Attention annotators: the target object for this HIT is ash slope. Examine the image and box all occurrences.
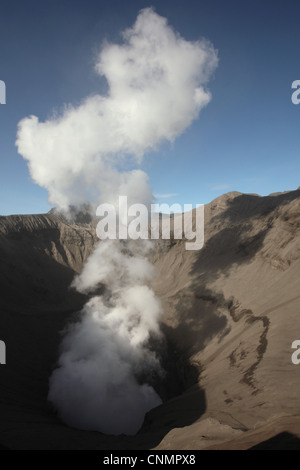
[0,189,300,449]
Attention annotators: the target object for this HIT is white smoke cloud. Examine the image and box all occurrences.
[72,239,155,294]
[16,7,217,435]
[16,7,217,212]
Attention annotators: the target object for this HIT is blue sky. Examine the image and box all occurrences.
[0,0,300,215]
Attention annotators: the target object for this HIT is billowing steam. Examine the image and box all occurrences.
[49,240,163,435]
[16,7,217,212]
[16,8,217,434]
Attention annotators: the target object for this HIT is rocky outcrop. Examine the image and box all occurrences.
[0,189,300,449]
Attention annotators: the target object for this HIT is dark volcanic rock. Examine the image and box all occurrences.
[0,189,300,449]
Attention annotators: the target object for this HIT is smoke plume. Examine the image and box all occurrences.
[16,8,217,434]
[49,240,163,434]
